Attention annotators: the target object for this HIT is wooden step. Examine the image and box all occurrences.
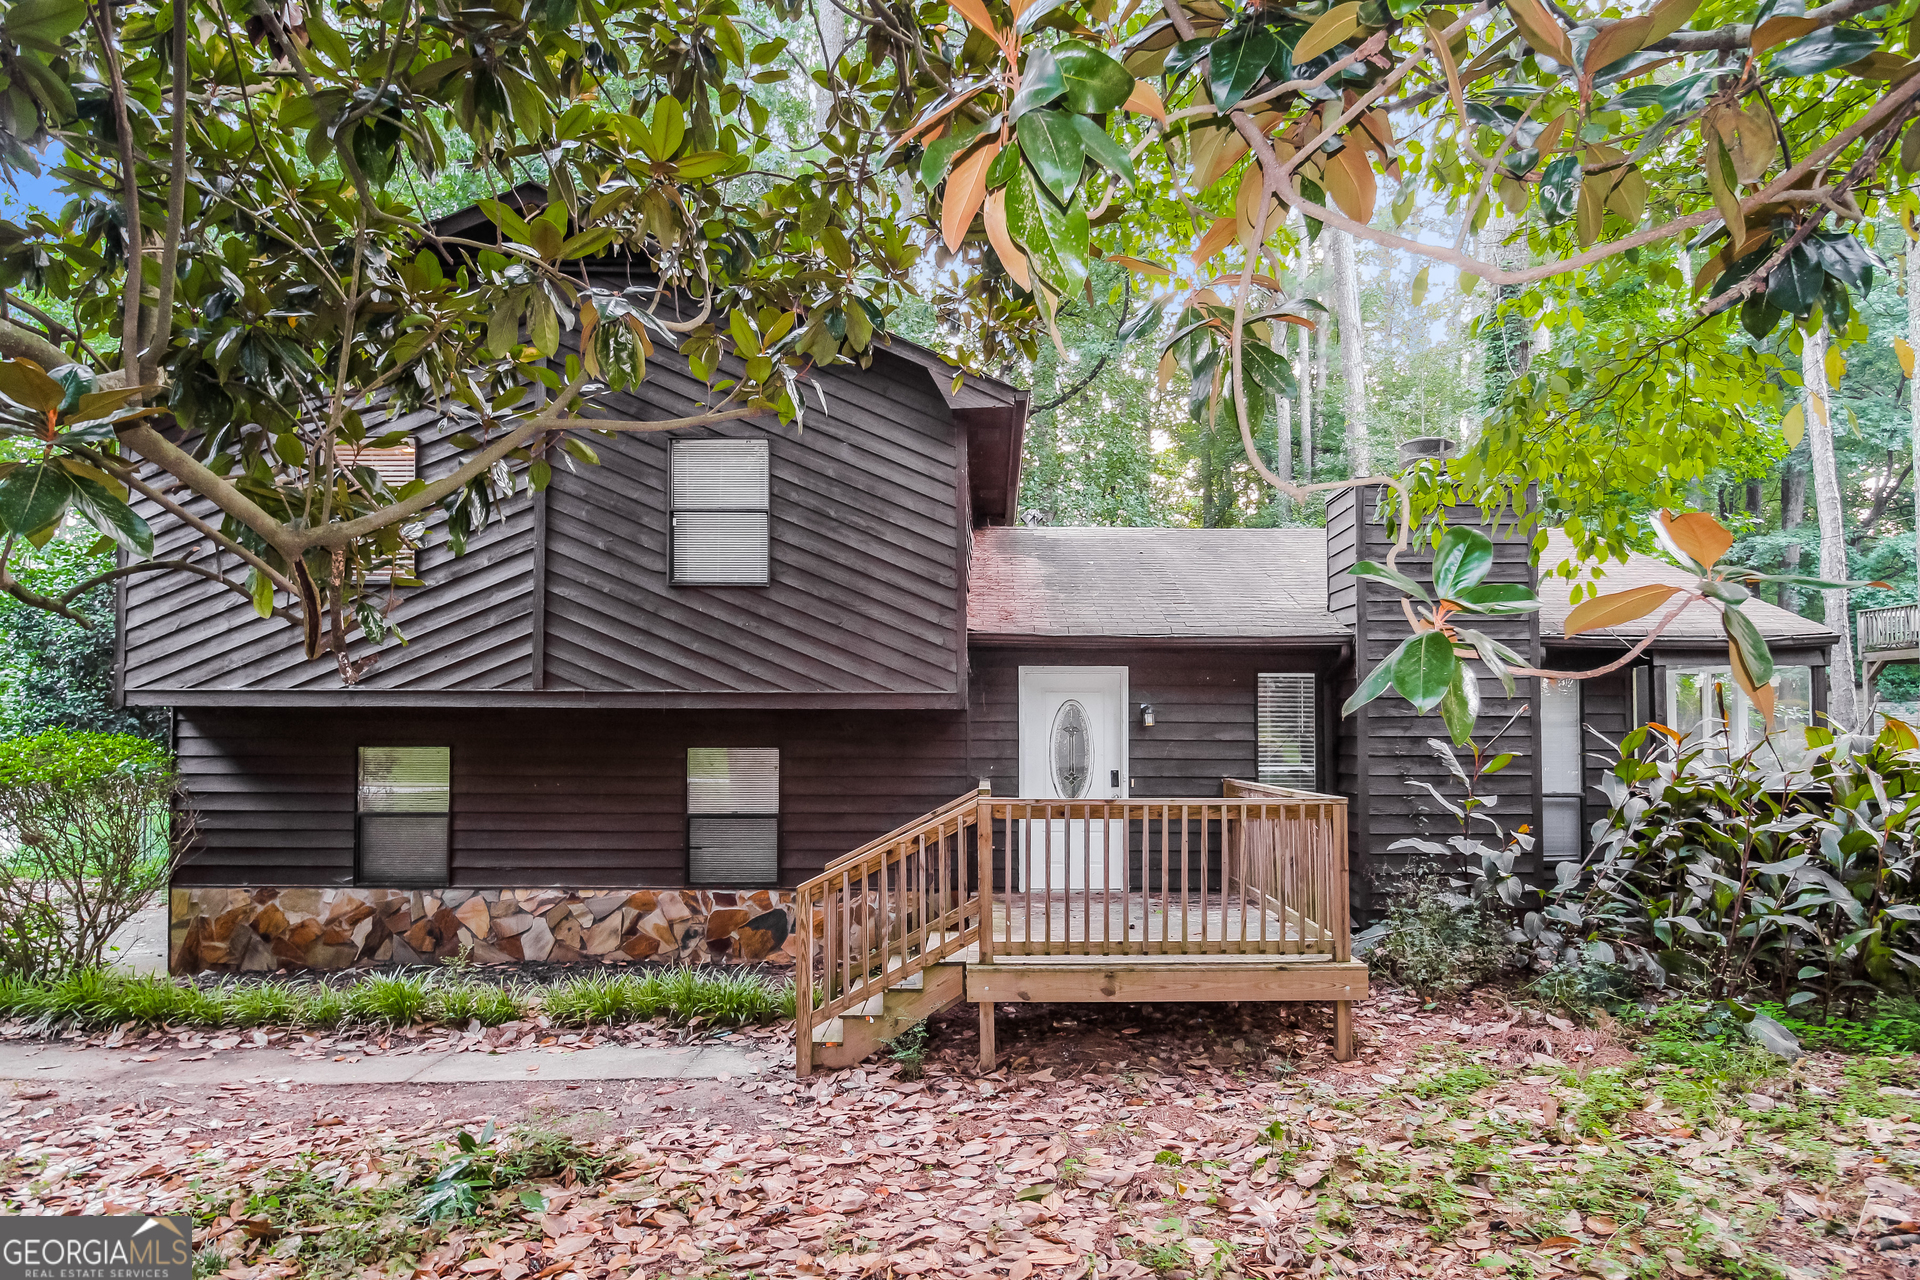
[811,961,966,1069]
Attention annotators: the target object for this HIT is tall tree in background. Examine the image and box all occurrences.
[1331,230,1367,473]
[1802,318,1857,725]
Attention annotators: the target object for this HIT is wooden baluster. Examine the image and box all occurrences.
[795,885,815,1076]
[977,795,995,964]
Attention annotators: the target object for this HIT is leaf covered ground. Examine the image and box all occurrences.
[2,990,1918,1280]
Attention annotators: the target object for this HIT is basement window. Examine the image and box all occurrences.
[343,443,418,582]
[1257,673,1317,790]
[671,439,770,586]
[357,746,450,886]
[687,748,779,885]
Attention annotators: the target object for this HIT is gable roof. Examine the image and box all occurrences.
[968,527,1348,641]
[427,191,1030,526]
[1537,531,1835,645]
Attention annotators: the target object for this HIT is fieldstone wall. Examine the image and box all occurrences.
[169,886,797,975]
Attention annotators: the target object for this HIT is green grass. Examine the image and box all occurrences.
[0,965,791,1032]
[1411,1061,1499,1101]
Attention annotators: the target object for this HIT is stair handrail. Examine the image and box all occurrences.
[794,789,985,1074]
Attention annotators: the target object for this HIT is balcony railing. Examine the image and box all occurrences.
[1860,603,1920,657]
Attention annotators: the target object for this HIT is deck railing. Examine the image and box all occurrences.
[1860,603,1920,656]
[794,794,982,1075]
[794,783,1351,1071]
[982,784,1349,960]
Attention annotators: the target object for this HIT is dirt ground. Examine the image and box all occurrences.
[3,991,1917,1280]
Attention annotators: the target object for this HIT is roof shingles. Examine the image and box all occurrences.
[1536,531,1834,644]
[967,527,1346,640]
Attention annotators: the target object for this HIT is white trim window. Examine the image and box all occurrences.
[1665,665,1815,768]
[1539,678,1584,862]
[671,439,770,586]
[1257,673,1317,790]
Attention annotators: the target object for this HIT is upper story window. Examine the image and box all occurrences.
[344,443,418,582]
[671,439,769,586]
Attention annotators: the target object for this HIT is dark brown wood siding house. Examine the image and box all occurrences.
[124,344,1835,973]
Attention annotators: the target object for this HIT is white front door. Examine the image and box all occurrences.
[1017,667,1128,891]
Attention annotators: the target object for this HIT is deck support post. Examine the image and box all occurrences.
[978,1000,996,1072]
[1333,1001,1352,1061]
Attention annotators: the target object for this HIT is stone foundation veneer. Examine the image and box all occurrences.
[169,886,798,975]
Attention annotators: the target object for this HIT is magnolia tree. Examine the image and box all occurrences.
[0,0,1904,718]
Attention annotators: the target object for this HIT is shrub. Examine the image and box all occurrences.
[0,728,191,976]
[346,974,433,1027]
[1549,723,1920,1010]
[1365,870,1516,1001]
[543,966,792,1027]
[431,980,529,1027]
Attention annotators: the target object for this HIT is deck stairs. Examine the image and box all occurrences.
[807,952,967,1069]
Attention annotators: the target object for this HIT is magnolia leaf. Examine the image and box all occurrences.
[1343,638,1406,714]
[1653,509,1734,571]
[67,471,154,557]
[1123,79,1167,120]
[1055,40,1135,112]
[1438,663,1481,745]
[1348,559,1431,603]
[1011,46,1066,119]
[1294,2,1363,63]
[1770,26,1882,78]
[1724,604,1776,689]
[1394,630,1459,714]
[1431,526,1494,599]
[942,139,999,251]
[0,461,73,538]
[1018,109,1088,202]
[1450,582,1542,614]
[1563,583,1683,636]
[984,187,1030,289]
[1505,0,1574,63]
[0,358,65,413]
[1210,25,1278,110]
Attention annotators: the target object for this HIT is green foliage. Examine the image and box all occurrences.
[0,965,782,1029]
[0,725,181,975]
[1551,723,1920,1005]
[0,726,168,786]
[887,1020,931,1080]
[541,966,793,1027]
[1365,870,1517,1001]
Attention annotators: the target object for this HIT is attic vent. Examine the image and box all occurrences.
[671,439,769,586]
[687,747,779,884]
[357,746,449,886]
[344,444,418,581]
[1257,673,1317,790]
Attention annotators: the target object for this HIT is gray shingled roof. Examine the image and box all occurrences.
[968,527,1347,640]
[1537,531,1836,644]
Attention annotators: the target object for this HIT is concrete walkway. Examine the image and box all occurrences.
[0,1041,769,1088]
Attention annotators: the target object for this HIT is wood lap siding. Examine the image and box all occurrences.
[174,708,970,887]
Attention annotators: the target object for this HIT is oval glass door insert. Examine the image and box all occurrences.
[1050,699,1092,798]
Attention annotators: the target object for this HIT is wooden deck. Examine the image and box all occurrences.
[792,783,1368,1074]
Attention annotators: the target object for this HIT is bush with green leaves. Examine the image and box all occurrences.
[1364,869,1518,1002]
[0,728,191,976]
[1541,722,1920,1012]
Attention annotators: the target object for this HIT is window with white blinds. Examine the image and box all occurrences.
[1257,673,1317,790]
[357,746,450,886]
[687,748,779,884]
[1540,678,1584,862]
[671,440,770,586]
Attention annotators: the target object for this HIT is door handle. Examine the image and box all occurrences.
[1110,769,1120,788]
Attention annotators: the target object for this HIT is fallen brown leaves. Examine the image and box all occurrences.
[0,991,1915,1280]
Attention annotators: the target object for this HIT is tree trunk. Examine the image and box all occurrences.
[811,5,846,134]
[1910,231,1920,606]
[1803,320,1857,727]
[1780,463,1807,613]
[1298,321,1314,482]
[1273,335,1293,518]
[1745,479,1762,515]
[1330,230,1367,475]
[1313,238,1330,461]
